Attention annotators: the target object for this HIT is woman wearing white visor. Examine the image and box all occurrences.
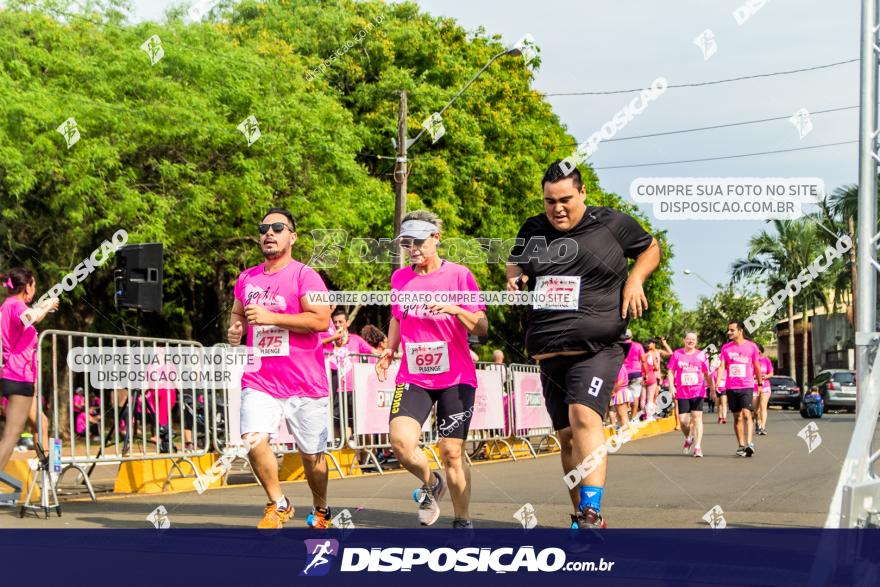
[375,210,487,528]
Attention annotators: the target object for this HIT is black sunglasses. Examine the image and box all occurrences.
[259,222,294,235]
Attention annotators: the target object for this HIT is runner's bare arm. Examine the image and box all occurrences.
[375,318,401,382]
[621,237,661,319]
[505,263,527,291]
[658,337,673,357]
[319,329,343,345]
[753,355,763,387]
[425,304,487,336]
[703,362,717,396]
[227,299,246,345]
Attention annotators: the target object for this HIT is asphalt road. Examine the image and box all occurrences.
[0,408,856,529]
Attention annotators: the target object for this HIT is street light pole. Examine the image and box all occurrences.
[683,269,716,292]
[393,90,408,269]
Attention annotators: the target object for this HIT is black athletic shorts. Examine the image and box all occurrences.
[538,344,625,429]
[389,383,476,440]
[726,388,753,413]
[676,397,705,413]
[0,378,35,397]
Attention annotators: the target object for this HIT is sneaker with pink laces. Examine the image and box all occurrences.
[693,447,703,458]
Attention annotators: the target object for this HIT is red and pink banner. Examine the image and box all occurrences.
[511,370,553,430]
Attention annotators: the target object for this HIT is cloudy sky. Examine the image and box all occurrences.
[129,0,860,308]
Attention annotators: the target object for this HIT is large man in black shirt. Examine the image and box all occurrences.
[506,161,661,529]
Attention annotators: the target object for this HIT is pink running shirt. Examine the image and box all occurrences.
[329,333,375,392]
[667,349,709,399]
[756,356,773,392]
[1,296,37,383]
[623,341,645,375]
[720,340,760,390]
[391,261,485,389]
[234,261,329,399]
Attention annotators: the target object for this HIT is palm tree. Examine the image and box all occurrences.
[826,184,858,322]
[730,220,831,387]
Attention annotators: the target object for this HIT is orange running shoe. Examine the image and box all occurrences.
[257,501,294,529]
[306,506,333,529]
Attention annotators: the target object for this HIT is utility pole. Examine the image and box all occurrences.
[393,91,408,270]
[856,0,878,414]
[389,47,523,272]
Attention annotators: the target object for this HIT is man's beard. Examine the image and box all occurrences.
[263,244,287,260]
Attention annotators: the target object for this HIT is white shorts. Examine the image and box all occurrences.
[240,388,329,454]
[626,377,643,403]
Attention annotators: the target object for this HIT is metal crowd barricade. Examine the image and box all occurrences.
[507,362,560,457]
[347,354,441,475]
[211,352,344,483]
[23,330,211,516]
[466,362,516,462]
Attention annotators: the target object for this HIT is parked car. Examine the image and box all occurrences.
[767,375,800,409]
[808,370,856,411]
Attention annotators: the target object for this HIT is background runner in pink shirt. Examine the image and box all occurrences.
[0,268,56,478]
[667,333,714,458]
[720,340,761,391]
[753,344,774,435]
[718,321,763,457]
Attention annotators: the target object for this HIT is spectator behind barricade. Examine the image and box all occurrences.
[486,348,509,384]
[139,348,178,453]
[326,308,375,467]
[358,323,399,467]
[319,304,340,352]
[327,308,376,392]
[360,324,389,360]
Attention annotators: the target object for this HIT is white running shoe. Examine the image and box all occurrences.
[682,436,694,454]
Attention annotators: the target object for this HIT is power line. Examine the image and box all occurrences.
[554,105,858,148]
[591,140,857,170]
[538,58,859,96]
[357,105,859,159]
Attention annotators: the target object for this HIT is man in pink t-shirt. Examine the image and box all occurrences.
[667,332,715,458]
[227,208,332,530]
[326,308,377,392]
[375,211,487,529]
[718,320,763,457]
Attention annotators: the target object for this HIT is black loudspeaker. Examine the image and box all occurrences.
[115,244,163,312]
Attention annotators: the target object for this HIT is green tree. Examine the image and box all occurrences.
[0,0,679,362]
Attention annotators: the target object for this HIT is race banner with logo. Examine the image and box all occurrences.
[352,362,431,435]
[512,370,553,430]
